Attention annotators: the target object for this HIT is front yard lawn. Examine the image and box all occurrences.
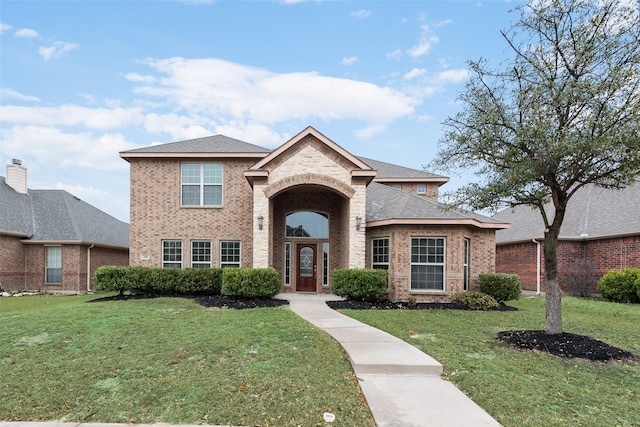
[338,295,640,427]
[0,294,375,426]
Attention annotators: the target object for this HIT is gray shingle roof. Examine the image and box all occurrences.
[366,182,503,224]
[494,182,640,243]
[1,178,129,248]
[122,135,271,154]
[358,156,447,180]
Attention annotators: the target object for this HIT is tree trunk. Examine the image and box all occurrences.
[543,207,565,334]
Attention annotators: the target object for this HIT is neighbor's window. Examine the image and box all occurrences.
[220,241,241,268]
[181,162,223,206]
[463,238,470,291]
[162,240,182,268]
[410,237,445,291]
[286,211,329,238]
[45,246,62,283]
[417,184,427,194]
[372,238,389,270]
[191,240,211,268]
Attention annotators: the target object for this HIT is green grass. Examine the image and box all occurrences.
[339,296,640,427]
[0,294,375,426]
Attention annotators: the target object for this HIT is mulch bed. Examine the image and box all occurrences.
[496,330,636,362]
[326,299,517,311]
[88,293,288,309]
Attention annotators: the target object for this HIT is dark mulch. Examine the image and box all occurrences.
[88,293,288,309]
[497,330,636,362]
[326,299,517,311]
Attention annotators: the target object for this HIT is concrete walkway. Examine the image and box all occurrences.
[278,293,501,427]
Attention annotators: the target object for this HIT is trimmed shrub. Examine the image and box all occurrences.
[94,266,135,295]
[479,273,521,302]
[597,268,640,303]
[94,266,223,295]
[221,267,280,298]
[332,268,388,301]
[450,291,500,310]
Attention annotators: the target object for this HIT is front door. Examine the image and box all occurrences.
[296,244,317,292]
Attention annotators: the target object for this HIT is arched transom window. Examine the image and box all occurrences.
[286,211,328,238]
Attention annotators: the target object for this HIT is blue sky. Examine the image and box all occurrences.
[1,0,522,222]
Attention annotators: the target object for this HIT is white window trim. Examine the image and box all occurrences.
[220,240,241,268]
[45,245,62,284]
[284,242,292,286]
[410,237,446,292]
[371,237,390,270]
[191,240,212,268]
[417,184,427,194]
[162,240,183,269]
[180,162,223,207]
[463,238,470,291]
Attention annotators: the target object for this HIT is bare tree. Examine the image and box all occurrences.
[431,0,640,334]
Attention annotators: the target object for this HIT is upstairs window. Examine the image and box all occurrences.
[417,184,427,194]
[181,163,223,206]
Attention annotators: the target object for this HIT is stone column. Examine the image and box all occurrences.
[348,182,367,269]
[252,184,270,268]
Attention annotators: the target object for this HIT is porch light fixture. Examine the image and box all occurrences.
[258,214,264,231]
[355,215,362,231]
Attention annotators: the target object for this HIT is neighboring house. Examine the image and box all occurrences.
[0,160,130,293]
[494,183,640,293]
[120,126,508,302]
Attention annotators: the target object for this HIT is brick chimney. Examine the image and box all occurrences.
[6,159,28,194]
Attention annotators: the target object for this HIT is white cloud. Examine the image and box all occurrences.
[0,88,40,102]
[404,68,426,80]
[387,49,403,60]
[341,56,358,65]
[134,57,417,138]
[38,41,79,61]
[15,28,38,38]
[407,35,439,58]
[351,10,372,20]
[0,22,12,34]
[437,69,469,83]
[0,105,145,129]
[124,72,157,83]
[0,125,138,172]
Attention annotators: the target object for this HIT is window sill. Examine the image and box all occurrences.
[410,290,446,295]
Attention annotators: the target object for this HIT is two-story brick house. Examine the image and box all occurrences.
[120,126,508,301]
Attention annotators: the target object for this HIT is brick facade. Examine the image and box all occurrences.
[124,127,503,301]
[0,238,128,293]
[496,235,640,293]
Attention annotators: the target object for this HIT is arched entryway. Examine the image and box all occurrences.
[270,185,350,293]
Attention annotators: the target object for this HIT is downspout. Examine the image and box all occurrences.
[87,244,94,293]
[532,239,541,295]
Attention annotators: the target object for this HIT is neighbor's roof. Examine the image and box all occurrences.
[366,182,508,229]
[0,177,129,248]
[358,156,449,183]
[494,182,640,244]
[120,135,271,159]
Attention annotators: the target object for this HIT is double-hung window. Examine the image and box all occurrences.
[45,246,62,283]
[410,237,445,291]
[191,240,211,268]
[220,241,241,268]
[162,240,182,268]
[181,163,223,206]
[372,238,390,269]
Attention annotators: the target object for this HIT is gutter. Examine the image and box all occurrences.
[532,239,541,295]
